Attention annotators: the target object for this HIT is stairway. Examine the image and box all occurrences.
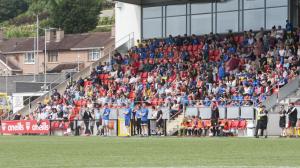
[166,113,184,136]
[263,76,300,112]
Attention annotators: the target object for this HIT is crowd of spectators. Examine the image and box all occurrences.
[13,22,300,136]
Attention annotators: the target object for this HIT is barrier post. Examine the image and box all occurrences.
[164,119,167,136]
[130,119,133,136]
[49,120,52,136]
[75,119,79,136]
[148,120,151,136]
[116,119,119,136]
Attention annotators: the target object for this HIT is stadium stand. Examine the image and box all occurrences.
[8,24,300,136]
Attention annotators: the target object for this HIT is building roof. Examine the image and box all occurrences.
[0,31,113,54]
[0,38,27,53]
[0,54,22,71]
[71,32,113,50]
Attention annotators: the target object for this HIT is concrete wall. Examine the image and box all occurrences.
[15,82,59,93]
[0,73,66,94]
[115,2,141,48]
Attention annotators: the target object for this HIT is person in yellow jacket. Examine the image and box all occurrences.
[255,104,268,138]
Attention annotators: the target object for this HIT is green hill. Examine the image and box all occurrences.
[0,0,114,39]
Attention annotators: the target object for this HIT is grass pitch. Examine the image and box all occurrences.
[0,136,300,168]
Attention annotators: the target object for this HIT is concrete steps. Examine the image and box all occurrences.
[166,113,184,136]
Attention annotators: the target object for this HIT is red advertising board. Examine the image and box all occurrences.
[0,120,50,134]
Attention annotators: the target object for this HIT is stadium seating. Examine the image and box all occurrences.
[19,25,300,137]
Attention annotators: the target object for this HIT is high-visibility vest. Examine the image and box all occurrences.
[256,108,266,121]
[256,108,262,120]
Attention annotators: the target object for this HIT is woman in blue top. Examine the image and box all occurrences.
[141,103,149,136]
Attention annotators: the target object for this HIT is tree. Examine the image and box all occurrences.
[50,0,101,34]
[0,0,28,22]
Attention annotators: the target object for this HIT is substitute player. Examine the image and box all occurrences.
[123,103,132,136]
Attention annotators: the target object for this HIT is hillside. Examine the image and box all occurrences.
[0,0,114,39]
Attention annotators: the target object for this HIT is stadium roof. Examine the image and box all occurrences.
[115,0,209,6]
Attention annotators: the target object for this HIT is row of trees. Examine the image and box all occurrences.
[0,0,103,34]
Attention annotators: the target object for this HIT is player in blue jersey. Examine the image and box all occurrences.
[102,103,111,136]
[123,103,132,136]
[141,103,149,136]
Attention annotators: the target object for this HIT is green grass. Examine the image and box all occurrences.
[0,136,300,168]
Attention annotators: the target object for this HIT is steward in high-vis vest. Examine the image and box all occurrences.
[255,104,268,138]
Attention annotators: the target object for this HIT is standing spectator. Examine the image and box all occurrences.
[155,106,164,136]
[255,104,268,138]
[211,102,219,136]
[287,103,298,137]
[102,103,111,136]
[13,112,22,120]
[94,107,101,136]
[279,105,287,137]
[141,103,149,136]
[82,107,92,135]
[131,106,137,135]
[90,110,95,135]
[123,103,132,136]
[136,105,142,136]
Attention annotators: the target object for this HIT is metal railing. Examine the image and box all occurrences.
[115,32,135,50]
[262,75,300,111]
[0,72,72,120]
[11,31,137,119]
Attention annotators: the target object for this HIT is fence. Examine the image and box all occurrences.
[1,105,300,137]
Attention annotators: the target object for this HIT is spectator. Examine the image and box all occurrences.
[123,103,132,136]
[211,102,220,136]
[279,105,287,137]
[82,107,92,135]
[155,106,163,136]
[255,104,268,138]
[136,105,142,135]
[287,103,297,137]
[141,103,149,136]
[102,103,111,136]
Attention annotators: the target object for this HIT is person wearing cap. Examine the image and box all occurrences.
[279,104,287,137]
[255,104,268,138]
[123,103,132,136]
[287,103,297,137]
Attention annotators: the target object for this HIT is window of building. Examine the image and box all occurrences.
[166,16,186,36]
[143,6,162,19]
[143,18,163,39]
[166,4,186,16]
[24,52,34,64]
[88,49,101,61]
[48,51,58,62]
[266,0,288,7]
[141,0,291,39]
[217,0,238,12]
[244,0,264,9]
[266,7,288,29]
[217,11,239,33]
[191,14,212,35]
[244,9,265,31]
[191,1,212,14]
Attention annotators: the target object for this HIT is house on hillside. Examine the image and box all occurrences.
[0,29,114,76]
